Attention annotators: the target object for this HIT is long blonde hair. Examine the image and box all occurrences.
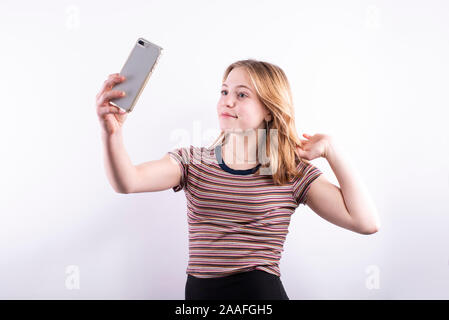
[208,59,311,185]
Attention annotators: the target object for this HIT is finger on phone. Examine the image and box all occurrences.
[98,105,122,117]
[99,76,125,97]
[99,90,126,105]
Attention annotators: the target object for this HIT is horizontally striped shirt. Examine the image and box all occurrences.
[167,144,323,279]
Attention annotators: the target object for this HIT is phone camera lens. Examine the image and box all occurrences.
[138,40,144,46]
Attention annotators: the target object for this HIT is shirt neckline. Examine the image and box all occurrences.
[214,144,261,175]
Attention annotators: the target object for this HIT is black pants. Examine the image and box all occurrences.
[185,270,289,300]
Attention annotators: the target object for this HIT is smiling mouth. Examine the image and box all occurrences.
[221,114,237,118]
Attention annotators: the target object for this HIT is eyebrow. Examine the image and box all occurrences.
[222,83,253,92]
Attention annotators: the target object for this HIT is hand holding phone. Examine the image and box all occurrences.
[96,73,129,136]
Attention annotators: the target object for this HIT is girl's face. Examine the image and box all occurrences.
[217,67,271,132]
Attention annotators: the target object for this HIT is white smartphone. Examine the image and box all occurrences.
[110,37,163,113]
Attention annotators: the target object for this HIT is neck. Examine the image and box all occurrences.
[222,129,260,165]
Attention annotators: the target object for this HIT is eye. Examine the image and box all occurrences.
[220,90,248,98]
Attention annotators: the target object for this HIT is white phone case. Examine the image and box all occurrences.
[110,37,163,112]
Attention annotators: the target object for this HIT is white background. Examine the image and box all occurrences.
[0,0,448,299]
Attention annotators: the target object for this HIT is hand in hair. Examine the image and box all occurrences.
[296,133,332,160]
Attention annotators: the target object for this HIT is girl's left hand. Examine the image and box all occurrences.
[296,133,332,160]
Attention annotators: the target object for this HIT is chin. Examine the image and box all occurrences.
[220,126,234,132]
[218,120,234,129]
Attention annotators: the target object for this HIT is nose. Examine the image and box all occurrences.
[223,96,236,109]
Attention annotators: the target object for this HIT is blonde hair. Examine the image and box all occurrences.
[208,59,311,185]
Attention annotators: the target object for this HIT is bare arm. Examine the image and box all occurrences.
[96,73,181,194]
[323,137,381,233]
[129,153,182,193]
[305,136,381,234]
[101,129,138,193]
[101,129,181,194]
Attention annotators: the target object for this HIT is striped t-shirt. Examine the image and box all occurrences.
[167,143,323,279]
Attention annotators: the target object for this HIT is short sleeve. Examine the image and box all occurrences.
[167,146,190,192]
[292,160,323,206]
